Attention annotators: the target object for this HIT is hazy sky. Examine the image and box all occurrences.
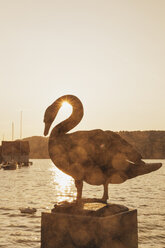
[0,0,165,141]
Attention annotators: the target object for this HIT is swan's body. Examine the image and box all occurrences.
[44,95,162,202]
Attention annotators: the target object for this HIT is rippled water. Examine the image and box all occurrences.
[0,159,164,248]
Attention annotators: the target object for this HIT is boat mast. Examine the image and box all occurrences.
[20,111,22,139]
[12,122,14,141]
[11,122,14,160]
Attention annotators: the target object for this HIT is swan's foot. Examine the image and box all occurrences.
[102,182,109,203]
[101,197,108,204]
[75,179,83,201]
[77,198,107,204]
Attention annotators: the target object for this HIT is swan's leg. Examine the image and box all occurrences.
[75,180,83,201]
[102,182,109,203]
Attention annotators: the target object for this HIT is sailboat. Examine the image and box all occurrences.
[1,114,32,169]
[1,122,17,170]
[3,160,18,170]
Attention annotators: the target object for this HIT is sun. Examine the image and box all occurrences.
[62,101,72,109]
[61,101,73,115]
[54,100,72,124]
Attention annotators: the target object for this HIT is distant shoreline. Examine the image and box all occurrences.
[22,130,165,159]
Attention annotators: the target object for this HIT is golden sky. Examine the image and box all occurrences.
[0,0,165,141]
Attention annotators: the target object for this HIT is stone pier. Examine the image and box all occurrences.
[41,202,138,248]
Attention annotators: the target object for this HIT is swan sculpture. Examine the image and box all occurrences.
[44,95,162,202]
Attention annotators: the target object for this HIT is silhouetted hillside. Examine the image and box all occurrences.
[118,131,165,159]
[23,131,165,159]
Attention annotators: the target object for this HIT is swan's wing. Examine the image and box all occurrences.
[104,131,143,164]
[51,129,143,168]
[66,129,143,168]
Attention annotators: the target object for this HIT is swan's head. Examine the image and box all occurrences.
[43,103,60,136]
[43,95,83,136]
[43,99,72,136]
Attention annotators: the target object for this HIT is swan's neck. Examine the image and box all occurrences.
[50,95,84,138]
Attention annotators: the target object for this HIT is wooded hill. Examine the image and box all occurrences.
[23,131,165,159]
[118,131,165,159]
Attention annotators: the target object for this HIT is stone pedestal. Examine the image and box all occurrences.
[41,202,138,248]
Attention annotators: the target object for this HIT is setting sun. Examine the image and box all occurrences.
[61,101,71,109]
[61,101,73,116]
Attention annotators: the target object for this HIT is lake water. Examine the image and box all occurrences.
[0,159,164,248]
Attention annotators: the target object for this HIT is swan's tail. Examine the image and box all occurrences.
[127,162,162,179]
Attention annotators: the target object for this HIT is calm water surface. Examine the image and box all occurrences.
[0,159,164,248]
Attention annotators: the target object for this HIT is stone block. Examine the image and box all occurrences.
[41,203,138,248]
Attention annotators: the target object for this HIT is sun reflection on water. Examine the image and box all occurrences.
[50,163,76,202]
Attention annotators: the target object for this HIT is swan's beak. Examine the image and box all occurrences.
[44,122,51,136]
